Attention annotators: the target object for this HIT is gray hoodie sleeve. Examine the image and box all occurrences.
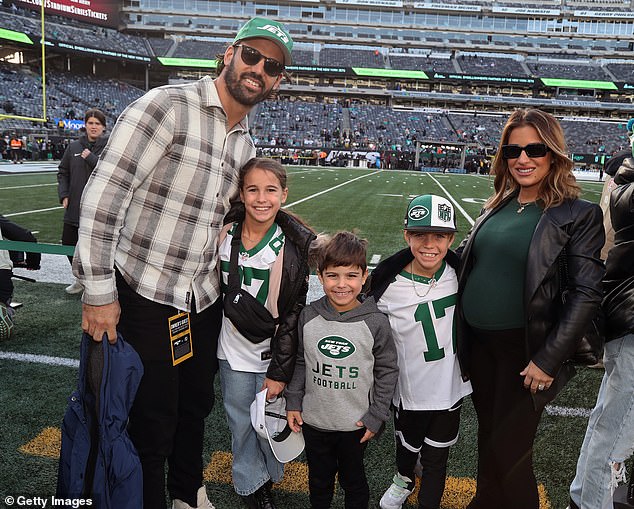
[360,313,398,433]
[284,306,309,411]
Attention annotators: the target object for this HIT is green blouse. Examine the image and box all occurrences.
[462,198,542,330]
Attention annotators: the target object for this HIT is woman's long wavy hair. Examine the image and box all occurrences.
[486,108,580,210]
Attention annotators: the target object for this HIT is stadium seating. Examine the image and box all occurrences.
[320,48,385,68]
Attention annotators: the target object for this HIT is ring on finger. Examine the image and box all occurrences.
[537,384,545,391]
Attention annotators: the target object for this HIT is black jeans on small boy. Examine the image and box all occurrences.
[303,424,369,509]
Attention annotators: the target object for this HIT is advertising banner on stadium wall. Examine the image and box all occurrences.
[14,0,120,29]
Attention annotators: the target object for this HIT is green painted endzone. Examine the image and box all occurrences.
[352,67,429,79]
[0,240,74,256]
[0,28,33,45]
[540,78,618,90]
[158,57,218,69]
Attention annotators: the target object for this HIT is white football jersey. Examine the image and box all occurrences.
[377,261,472,410]
[217,222,285,373]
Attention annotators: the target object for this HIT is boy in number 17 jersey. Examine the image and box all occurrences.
[366,195,472,509]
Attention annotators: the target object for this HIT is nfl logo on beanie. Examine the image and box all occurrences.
[404,195,457,233]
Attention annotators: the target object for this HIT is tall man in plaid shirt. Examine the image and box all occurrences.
[74,18,293,509]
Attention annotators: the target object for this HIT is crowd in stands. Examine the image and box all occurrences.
[0,6,150,57]
[457,55,527,78]
[526,62,610,81]
[0,63,144,130]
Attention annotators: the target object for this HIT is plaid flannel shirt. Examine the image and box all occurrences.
[74,76,255,312]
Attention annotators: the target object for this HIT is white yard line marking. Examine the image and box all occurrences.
[0,183,56,190]
[426,173,475,226]
[5,206,63,217]
[377,193,403,197]
[285,170,381,209]
[0,348,598,418]
[0,351,78,368]
[370,254,381,264]
[544,405,592,418]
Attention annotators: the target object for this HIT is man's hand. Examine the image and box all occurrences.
[82,300,120,344]
[80,148,92,160]
[62,197,69,208]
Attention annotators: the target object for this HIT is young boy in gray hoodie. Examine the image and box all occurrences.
[286,231,398,509]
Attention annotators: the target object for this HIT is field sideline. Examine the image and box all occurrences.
[0,167,606,508]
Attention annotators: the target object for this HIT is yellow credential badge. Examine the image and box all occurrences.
[168,311,193,366]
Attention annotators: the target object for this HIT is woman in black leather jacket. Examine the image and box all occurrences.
[457,109,605,509]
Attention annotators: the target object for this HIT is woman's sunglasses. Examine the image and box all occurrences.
[233,44,285,77]
[501,143,550,159]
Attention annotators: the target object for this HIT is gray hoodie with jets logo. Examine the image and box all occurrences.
[285,295,398,433]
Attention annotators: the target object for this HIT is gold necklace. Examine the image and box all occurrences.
[410,262,437,298]
[517,199,535,214]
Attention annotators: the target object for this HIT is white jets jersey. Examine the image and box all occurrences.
[217,222,285,373]
[376,261,472,410]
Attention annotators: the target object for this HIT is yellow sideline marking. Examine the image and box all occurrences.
[19,426,61,458]
[204,451,309,493]
[22,429,551,508]
[408,476,551,509]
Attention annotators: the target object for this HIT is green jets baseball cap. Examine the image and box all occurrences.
[404,195,457,233]
[233,17,293,66]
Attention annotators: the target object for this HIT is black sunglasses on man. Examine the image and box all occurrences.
[233,44,285,77]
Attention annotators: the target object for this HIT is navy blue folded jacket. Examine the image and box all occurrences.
[57,332,144,508]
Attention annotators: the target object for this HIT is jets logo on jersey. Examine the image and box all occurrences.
[438,204,453,223]
[408,205,429,221]
[318,336,356,359]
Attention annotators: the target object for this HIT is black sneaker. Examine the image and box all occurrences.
[241,493,259,509]
[255,481,277,509]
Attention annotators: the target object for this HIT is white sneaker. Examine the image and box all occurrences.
[172,486,215,509]
[65,280,84,295]
[379,473,414,509]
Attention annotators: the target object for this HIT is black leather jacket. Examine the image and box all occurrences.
[603,158,634,341]
[456,194,605,384]
[224,206,316,383]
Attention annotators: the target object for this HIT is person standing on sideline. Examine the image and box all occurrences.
[217,158,315,509]
[568,154,634,509]
[57,109,108,294]
[366,195,472,509]
[73,17,293,509]
[457,109,604,509]
[286,232,399,509]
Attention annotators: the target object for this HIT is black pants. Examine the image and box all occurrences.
[303,424,369,509]
[394,400,462,509]
[61,223,78,265]
[467,328,544,509]
[116,272,222,509]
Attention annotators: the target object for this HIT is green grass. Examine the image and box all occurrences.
[0,168,606,508]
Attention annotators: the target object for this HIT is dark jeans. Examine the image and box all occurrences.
[467,328,543,509]
[116,271,222,509]
[303,424,369,509]
[61,223,78,264]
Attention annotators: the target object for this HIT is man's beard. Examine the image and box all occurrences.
[224,58,275,106]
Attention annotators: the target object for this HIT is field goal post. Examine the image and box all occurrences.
[0,1,46,125]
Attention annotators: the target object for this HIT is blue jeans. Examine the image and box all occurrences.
[570,334,634,509]
[219,360,284,496]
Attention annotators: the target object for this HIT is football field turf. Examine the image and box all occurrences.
[1,167,606,508]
